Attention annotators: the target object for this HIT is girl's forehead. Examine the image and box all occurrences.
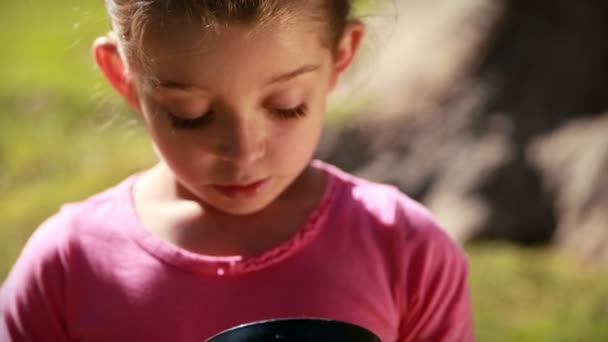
[143,19,323,63]
[137,21,330,91]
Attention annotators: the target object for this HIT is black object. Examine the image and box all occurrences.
[206,318,381,342]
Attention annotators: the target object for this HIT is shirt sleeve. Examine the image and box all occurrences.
[397,202,474,342]
[0,214,71,342]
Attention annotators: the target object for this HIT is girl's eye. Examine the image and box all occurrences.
[165,104,307,130]
[168,112,214,130]
[273,104,308,120]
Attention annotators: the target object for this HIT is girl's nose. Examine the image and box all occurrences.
[214,115,266,166]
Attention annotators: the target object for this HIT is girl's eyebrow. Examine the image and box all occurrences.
[265,64,321,85]
[155,64,321,92]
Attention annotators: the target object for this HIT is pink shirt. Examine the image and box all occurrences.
[0,161,473,341]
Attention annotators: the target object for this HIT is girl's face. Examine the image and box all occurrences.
[132,20,338,215]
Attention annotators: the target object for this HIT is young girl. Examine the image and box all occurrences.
[0,1,473,341]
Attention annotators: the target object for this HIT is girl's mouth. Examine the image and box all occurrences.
[213,178,269,199]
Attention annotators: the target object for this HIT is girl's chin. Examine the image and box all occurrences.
[211,177,271,200]
[199,184,282,216]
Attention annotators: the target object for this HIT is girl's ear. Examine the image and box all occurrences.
[330,20,365,90]
[93,36,141,112]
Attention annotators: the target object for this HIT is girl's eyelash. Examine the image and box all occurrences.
[273,104,308,119]
[167,104,308,130]
[168,112,214,130]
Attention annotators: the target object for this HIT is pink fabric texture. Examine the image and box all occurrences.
[0,161,473,341]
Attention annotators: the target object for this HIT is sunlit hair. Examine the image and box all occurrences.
[104,0,353,73]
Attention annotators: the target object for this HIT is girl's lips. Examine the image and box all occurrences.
[213,178,269,198]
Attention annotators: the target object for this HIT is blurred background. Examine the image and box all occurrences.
[1,0,607,340]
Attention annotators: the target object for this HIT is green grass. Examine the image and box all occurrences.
[0,0,108,94]
[0,0,157,277]
[468,242,608,341]
[1,1,608,341]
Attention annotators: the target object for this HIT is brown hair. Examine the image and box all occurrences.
[104,0,353,72]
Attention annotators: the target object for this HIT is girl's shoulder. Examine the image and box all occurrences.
[315,160,460,251]
[0,174,143,340]
[24,173,139,253]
